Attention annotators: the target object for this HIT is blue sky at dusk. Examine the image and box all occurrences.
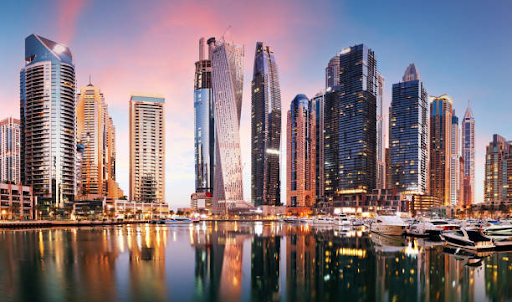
[0,0,511,208]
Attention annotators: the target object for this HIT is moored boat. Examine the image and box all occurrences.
[442,228,495,251]
[370,215,407,236]
[160,217,193,225]
[484,224,512,236]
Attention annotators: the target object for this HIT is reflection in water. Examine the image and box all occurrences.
[0,223,510,302]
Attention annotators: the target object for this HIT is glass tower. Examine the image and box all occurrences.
[76,83,123,199]
[251,42,281,206]
[20,34,76,207]
[430,95,453,206]
[211,39,245,214]
[129,94,165,203]
[325,56,340,89]
[194,37,216,195]
[286,94,315,207]
[450,112,461,205]
[338,44,378,194]
[484,134,512,204]
[323,88,341,201]
[462,103,475,206]
[389,64,428,194]
[311,92,325,203]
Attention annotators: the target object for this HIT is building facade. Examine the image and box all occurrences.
[211,39,245,214]
[325,56,340,89]
[389,64,428,194]
[0,117,20,184]
[430,95,453,206]
[287,94,316,207]
[376,71,385,189]
[461,103,475,206]
[484,134,512,206]
[251,42,281,206]
[338,44,378,194]
[129,94,165,203]
[311,92,325,203]
[20,34,76,207]
[323,88,341,201]
[450,112,461,205]
[194,37,216,195]
[0,183,34,220]
[76,83,123,199]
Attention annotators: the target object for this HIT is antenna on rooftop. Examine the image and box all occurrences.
[222,25,232,41]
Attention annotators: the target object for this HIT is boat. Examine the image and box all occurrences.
[405,219,443,238]
[484,224,512,236]
[351,217,364,227]
[370,214,407,236]
[159,217,193,225]
[429,219,461,231]
[332,214,352,227]
[489,235,512,251]
[312,216,333,225]
[442,228,495,251]
[283,216,299,223]
[299,217,313,224]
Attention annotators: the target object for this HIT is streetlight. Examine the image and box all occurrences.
[1,209,6,221]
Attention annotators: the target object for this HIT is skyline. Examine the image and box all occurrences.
[1,1,512,208]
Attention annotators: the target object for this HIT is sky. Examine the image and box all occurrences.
[1,0,511,209]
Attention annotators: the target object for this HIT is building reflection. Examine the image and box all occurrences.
[0,224,510,302]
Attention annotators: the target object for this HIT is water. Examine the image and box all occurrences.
[0,222,510,302]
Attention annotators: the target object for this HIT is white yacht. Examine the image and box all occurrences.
[370,215,407,236]
[405,219,443,238]
[282,216,299,223]
[332,214,352,227]
[442,228,495,251]
[484,224,512,236]
[312,216,333,225]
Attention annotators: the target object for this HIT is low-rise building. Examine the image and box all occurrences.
[0,183,34,220]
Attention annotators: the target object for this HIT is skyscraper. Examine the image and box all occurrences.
[211,39,245,214]
[323,88,341,201]
[389,64,428,194]
[129,94,165,203]
[484,134,512,206]
[287,94,315,207]
[0,117,20,184]
[325,56,340,89]
[311,92,325,203]
[430,95,453,206]
[194,37,215,195]
[450,111,461,205]
[251,42,281,206]
[20,34,76,207]
[462,102,475,206]
[76,83,123,199]
[338,44,378,193]
[376,71,385,189]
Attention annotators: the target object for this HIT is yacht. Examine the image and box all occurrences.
[405,219,443,238]
[312,216,333,225]
[484,224,512,236]
[160,217,193,225]
[429,219,461,231]
[442,228,495,251]
[333,214,352,227]
[370,215,407,236]
[283,216,299,223]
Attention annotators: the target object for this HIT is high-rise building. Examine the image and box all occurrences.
[323,88,341,201]
[287,94,315,207]
[211,39,245,214]
[311,92,325,203]
[251,42,281,206]
[0,117,21,184]
[376,71,385,189]
[484,134,512,206]
[325,56,340,89]
[76,83,123,199]
[338,44,378,194]
[462,102,475,206]
[194,37,215,195]
[430,95,453,206]
[389,64,428,194]
[450,111,461,205]
[129,94,165,203]
[20,34,76,207]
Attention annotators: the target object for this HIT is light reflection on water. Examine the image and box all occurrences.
[0,222,510,302]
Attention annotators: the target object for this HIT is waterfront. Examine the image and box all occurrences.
[0,222,510,302]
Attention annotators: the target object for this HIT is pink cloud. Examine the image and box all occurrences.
[57,0,88,45]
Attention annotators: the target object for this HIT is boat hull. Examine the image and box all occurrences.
[371,224,405,236]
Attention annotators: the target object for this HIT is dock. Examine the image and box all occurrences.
[0,220,149,228]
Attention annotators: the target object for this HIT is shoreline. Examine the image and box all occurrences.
[0,220,149,228]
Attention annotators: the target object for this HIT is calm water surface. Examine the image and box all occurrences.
[0,222,510,302]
